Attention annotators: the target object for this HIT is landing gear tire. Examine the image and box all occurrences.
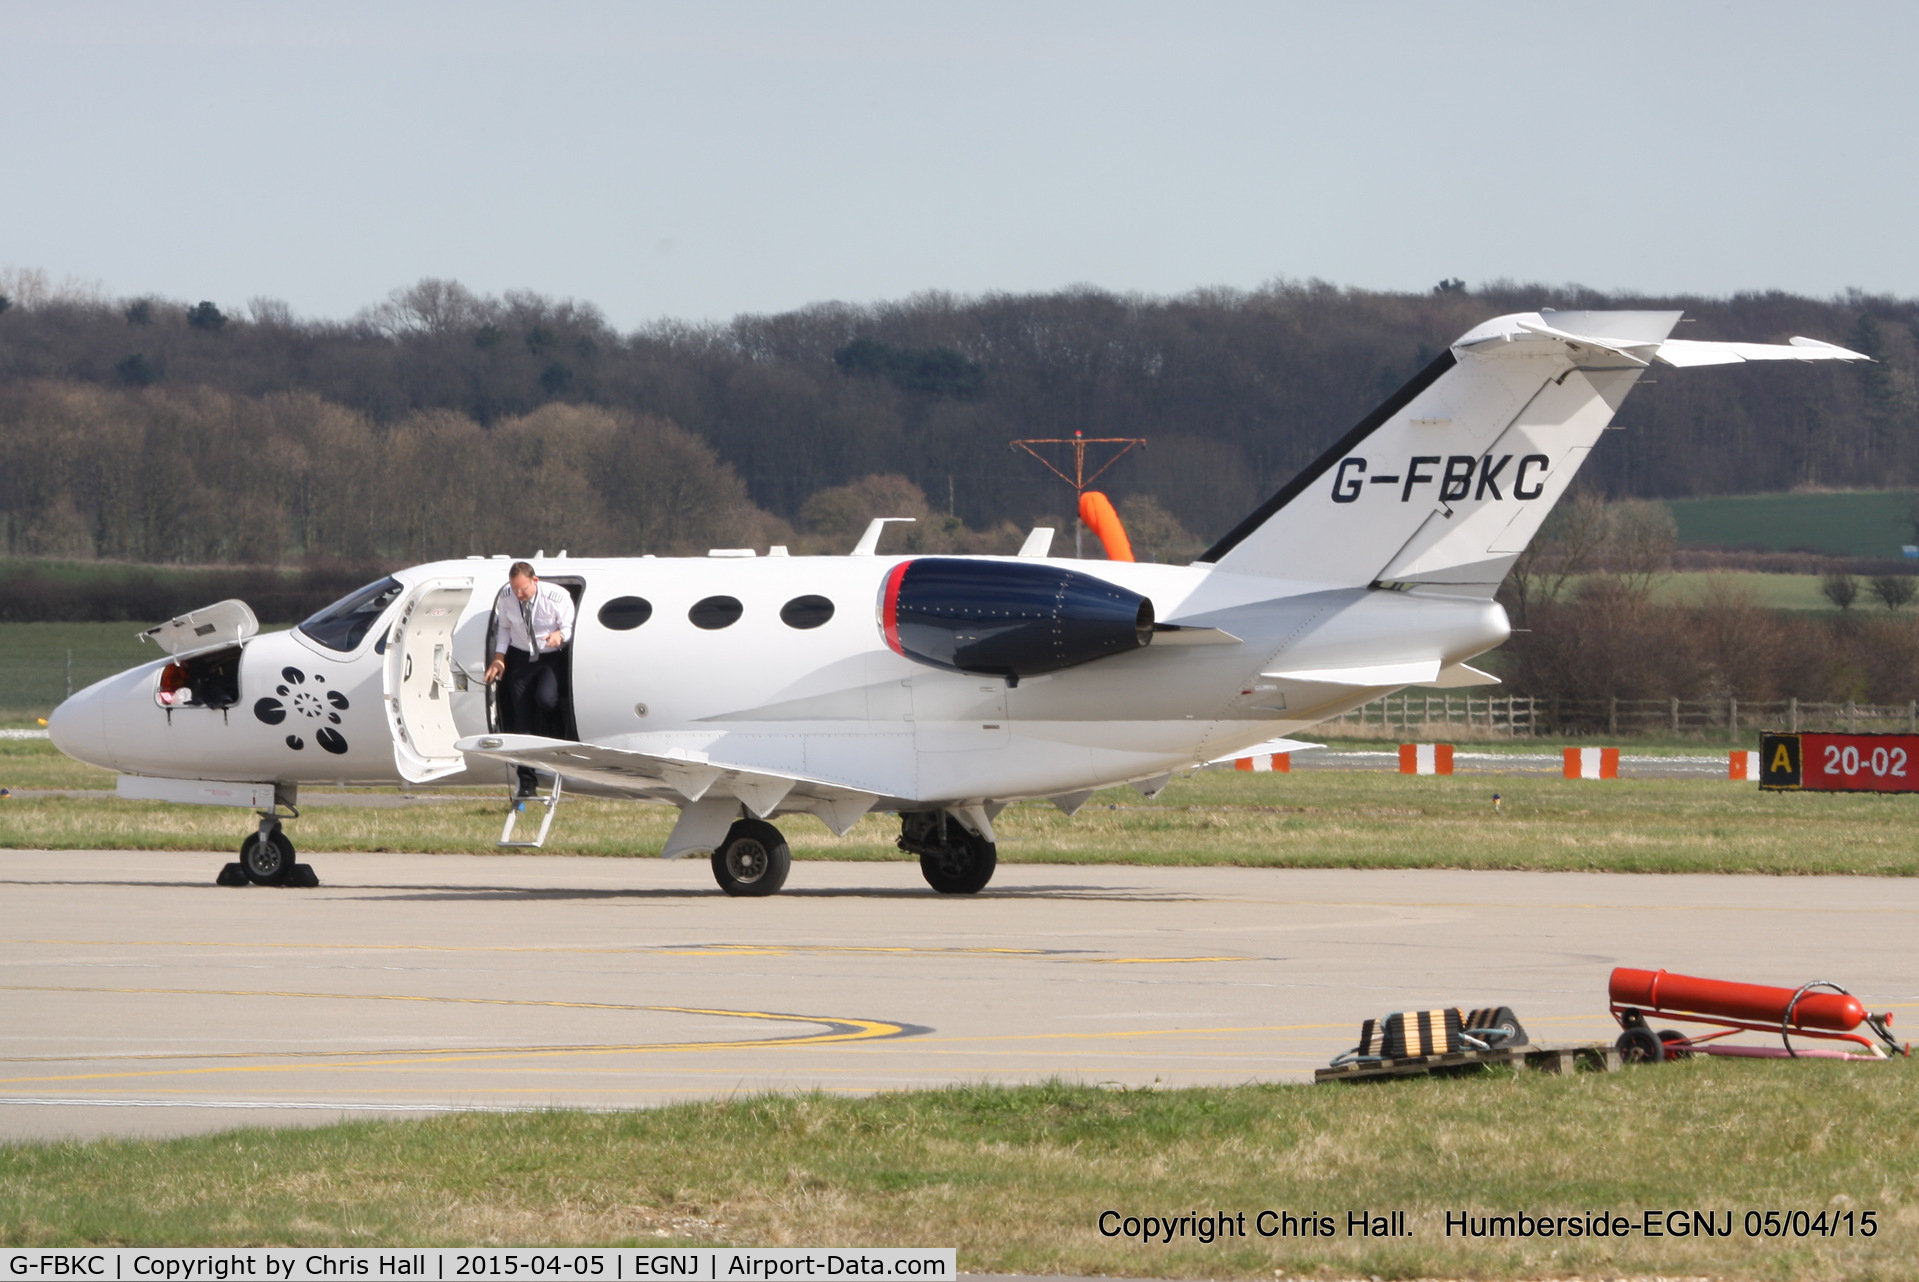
[712,819,791,896]
[239,830,297,886]
[1616,1026,1665,1064]
[918,830,997,895]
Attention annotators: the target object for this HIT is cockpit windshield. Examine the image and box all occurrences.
[298,577,404,652]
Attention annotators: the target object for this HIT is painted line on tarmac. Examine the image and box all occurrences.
[8,937,1256,964]
[0,984,920,1086]
[0,1096,515,1112]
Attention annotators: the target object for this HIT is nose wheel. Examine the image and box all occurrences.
[218,811,319,888]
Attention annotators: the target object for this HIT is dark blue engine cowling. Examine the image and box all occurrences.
[880,557,1154,681]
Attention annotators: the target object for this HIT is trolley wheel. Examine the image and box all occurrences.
[1657,1029,1694,1061]
[711,819,791,896]
[239,830,296,886]
[1616,1026,1665,1064]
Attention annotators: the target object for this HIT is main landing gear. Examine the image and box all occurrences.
[702,809,998,896]
[217,794,319,888]
[712,818,792,896]
[898,810,997,894]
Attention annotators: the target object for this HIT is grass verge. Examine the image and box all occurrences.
[3,1064,1915,1279]
[7,738,1919,874]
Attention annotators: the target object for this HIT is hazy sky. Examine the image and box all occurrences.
[5,2,1917,328]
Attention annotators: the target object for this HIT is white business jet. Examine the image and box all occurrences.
[48,310,1863,893]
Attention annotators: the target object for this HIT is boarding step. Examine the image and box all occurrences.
[498,776,563,848]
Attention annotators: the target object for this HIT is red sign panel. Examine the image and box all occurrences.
[1759,732,1919,793]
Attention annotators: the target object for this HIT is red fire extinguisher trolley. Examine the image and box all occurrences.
[1609,967,1909,1062]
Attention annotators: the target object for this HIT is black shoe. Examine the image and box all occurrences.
[514,768,539,801]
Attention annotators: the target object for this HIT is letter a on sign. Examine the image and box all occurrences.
[1758,733,1802,790]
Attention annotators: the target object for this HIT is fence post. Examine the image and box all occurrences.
[1729,696,1737,742]
[1608,697,1617,736]
[66,648,73,700]
[1849,700,1858,733]
[1789,696,1799,733]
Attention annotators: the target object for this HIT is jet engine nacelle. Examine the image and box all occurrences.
[879,557,1154,681]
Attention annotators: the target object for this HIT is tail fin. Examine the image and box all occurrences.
[1198,310,1866,590]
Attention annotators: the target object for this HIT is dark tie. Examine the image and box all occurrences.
[521,597,536,652]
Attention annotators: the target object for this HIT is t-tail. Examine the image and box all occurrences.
[1197,310,1867,593]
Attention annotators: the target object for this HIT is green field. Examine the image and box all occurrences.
[8,735,1919,875]
[1669,490,1919,558]
[0,621,166,720]
[1642,570,1833,610]
[4,1067,1915,1279]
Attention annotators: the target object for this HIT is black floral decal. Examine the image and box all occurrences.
[258,665,349,753]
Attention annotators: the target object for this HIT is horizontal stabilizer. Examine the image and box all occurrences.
[1262,659,1441,686]
[1150,624,1243,646]
[1654,336,1870,367]
[1421,662,1500,688]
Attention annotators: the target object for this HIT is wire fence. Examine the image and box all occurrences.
[1331,693,1919,740]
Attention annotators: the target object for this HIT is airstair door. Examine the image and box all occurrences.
[383,577,476,782]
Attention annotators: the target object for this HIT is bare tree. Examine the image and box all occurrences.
[363,278,488,337]
[1507,490,1611,624]
[1821,572,1860,610]
[1606,499,1678,602]
[1868,575,1917,611]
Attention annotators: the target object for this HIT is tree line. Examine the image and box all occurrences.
[2,272,1915,555]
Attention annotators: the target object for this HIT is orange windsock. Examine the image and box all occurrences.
[1078,490,1134,562]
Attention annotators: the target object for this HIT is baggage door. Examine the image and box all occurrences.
[383,576,476,782]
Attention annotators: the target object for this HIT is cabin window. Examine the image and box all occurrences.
[688,595,743,629]
[598,596,654,630]
[780,595,835,629]
[299,577,403,652]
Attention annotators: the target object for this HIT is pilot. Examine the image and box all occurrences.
[482,561,576,798]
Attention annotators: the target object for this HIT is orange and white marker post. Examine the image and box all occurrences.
[1728,750,1760,781]
[1563,747,1620,779]
[1234,753,1290,773]
[1398,744,1454,775]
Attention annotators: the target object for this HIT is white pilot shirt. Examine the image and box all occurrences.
[493,580,576,658]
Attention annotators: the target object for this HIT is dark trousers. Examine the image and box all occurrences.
[502,647,562,793]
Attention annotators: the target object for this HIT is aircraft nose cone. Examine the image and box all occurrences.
[46,686,113,770]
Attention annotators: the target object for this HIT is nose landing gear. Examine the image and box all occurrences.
[217,790,319,888]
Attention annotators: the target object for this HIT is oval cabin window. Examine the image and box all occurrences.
[780,595,835,629]
[688,595,744,630]
[598,596,654,631]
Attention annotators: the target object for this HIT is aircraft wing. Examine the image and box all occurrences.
[452,734,879,835]
[1203,737,1324,766]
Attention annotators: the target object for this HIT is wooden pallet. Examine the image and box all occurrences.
[1314,1041,1622,1083]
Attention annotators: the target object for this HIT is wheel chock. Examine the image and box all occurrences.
[284,864,320,888]
[216,862,249,887]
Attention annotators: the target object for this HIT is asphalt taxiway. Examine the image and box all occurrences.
[2,850,1914,1142]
